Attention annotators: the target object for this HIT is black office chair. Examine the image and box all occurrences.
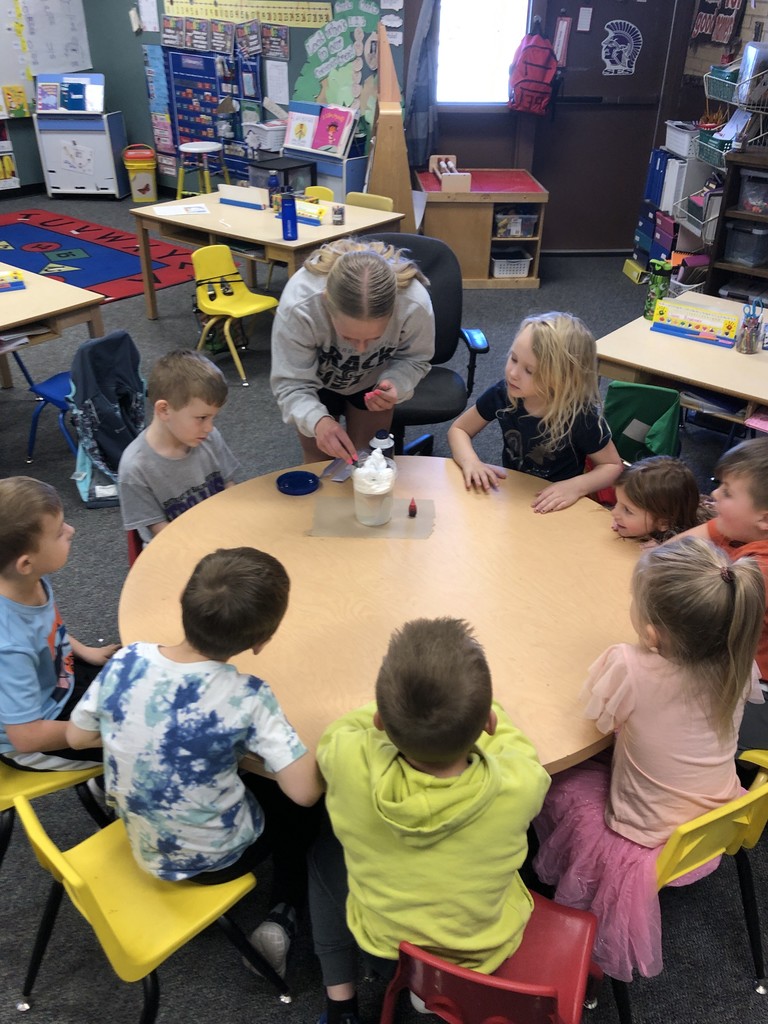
[360,233,489,455]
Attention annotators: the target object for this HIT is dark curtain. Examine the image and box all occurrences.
[404,0,440,168]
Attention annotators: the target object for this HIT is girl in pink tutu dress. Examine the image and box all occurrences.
[533,536,765,982]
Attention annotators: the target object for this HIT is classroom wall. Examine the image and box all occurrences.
[7,0,757,250]
[9,0,403,193]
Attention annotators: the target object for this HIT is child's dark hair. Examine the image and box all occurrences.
[375,618,492,767]
[632,537,764,737]
[148,349,228,410]
[715,437,768,511]
[0,477,62,571]
[181,547,289,662]
[617,456,705,541]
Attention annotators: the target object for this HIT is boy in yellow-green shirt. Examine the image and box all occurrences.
[308,617,550,1024]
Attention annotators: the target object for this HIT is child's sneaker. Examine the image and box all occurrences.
[84,776,116,824]
[316,1014,360,1024]
[245,919,290,979]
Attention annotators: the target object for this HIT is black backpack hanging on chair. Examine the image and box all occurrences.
[68,331,145,508]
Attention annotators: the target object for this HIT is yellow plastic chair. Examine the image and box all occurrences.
[13,795,290,1021]
[192,245,278,387]
[0,761,102,873]
[345,190,394,212]
[610,749,768,1024]
[305,185,334,201]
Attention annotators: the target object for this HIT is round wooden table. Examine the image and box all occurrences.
[119,457,637,772]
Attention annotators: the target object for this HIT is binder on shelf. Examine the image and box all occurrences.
[643,148,669,207]
[659,156,686,214]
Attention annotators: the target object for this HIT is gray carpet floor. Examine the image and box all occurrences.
[0,191,761,1024]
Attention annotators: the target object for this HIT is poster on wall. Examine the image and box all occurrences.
[159,2,331,28]
[236,20,262,58]
[162,16,185,47]
[690,0,746,46]
[294,0,381,131]
[262,24,290,60]
[211,20,236,56]
[19,0,92,73]
[185,19,212,52]
[166,49,251,183]
[143,44,175,156]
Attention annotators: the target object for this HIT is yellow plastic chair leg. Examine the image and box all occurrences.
[176,163,184,200]
[223,321,248,386]
[201,158,212,195]
[222,161,231,185]
[197,318,222,352]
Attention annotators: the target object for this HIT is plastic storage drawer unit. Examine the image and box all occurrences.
[739,170,768,215]
[724,221,768,266]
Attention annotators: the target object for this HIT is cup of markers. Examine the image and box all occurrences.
[736,299,764,355]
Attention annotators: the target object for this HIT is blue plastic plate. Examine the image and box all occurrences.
[276,471,320,496]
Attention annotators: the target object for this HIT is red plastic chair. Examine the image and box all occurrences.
[126,529,143,567]
[380,892,600,1024]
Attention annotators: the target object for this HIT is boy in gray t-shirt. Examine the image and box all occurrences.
[119,349,240,541]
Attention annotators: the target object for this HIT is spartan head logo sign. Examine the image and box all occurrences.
[601,20,643,76]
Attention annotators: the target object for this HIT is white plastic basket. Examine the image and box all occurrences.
[255,121,287,152]
[664,121,698,158]
[491,254,532,278]
[668,278,705,298]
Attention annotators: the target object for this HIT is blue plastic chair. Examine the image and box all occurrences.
[12,352,77,463]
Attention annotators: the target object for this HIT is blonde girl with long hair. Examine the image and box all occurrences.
[448,311,623,513]
[533,537,765,981]
[270,239,435,464]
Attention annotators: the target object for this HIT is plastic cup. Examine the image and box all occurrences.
[352,455,397,527]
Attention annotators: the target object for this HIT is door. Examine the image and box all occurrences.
[532,0,693,250]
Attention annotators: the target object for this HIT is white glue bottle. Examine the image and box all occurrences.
[369,429,395,457]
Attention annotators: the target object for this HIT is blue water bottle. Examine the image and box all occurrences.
[267,169,280,209]
[281,190,298,241]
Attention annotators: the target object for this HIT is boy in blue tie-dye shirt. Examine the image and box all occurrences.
[67,546,322,979]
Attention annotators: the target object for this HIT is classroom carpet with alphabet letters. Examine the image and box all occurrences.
[0,208,194,301]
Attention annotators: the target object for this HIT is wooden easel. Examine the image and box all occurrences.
[366,24,416,233]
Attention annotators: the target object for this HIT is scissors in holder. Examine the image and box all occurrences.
[743,298,764,322]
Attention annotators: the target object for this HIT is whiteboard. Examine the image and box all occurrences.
[20,0,92,75]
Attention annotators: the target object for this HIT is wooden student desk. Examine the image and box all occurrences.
[415,169,548,290]
[119,457,637,774]
[0,262,105,389]
[131,195,404,320]
[596,291,768,422]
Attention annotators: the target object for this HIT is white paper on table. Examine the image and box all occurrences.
[265,61,290,106]
[153,204,209,216]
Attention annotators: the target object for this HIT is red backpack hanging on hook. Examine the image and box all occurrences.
[508,27,558,116]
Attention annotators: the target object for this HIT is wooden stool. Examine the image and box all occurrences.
[176,141,230,198]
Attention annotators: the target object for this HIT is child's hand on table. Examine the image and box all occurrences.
[531,479,583,514]
[459,460,507,493]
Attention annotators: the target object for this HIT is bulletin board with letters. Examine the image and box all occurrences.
[166,49,261,183]
[151,1,402,184]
